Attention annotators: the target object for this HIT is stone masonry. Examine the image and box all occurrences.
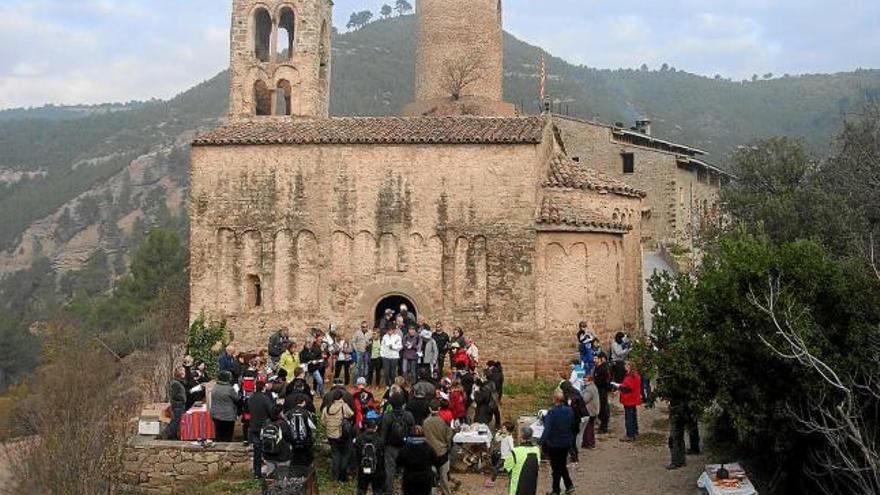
[554,116,732,249]
[190,0,732,380]
[121,438,250,494]
[229,0,332,118]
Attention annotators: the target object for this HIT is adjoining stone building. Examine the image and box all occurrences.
[554,117,734,249]
[190,0,720,377]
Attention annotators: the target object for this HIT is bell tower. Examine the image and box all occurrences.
[228,0,332,118]
[404,0,515,116]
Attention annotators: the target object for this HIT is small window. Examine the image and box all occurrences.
[275,79,292,115]
[254,8,272,62]
[622,153,635,174]
[277,8,295,62]
[572,156,580,163]
[247,274,262,308]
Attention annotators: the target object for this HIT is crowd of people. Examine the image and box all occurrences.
[164,309,688,495]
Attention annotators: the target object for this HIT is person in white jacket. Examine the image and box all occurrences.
[381,327,403,387]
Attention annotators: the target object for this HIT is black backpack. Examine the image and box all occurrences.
[360,441,378,475]
[387,412,410,448]
[287,410,313,449]
[260,421,285,455]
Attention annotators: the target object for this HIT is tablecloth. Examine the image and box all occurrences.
[180,405,215,441]
[697,463,757,495]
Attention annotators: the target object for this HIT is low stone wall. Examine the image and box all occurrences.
[121,437,250,493]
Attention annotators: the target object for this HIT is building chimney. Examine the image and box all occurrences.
[635,118,652,136]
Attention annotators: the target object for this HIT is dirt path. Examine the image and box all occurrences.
[454,403,709,495]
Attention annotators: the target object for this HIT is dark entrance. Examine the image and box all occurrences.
[374,294,416,328]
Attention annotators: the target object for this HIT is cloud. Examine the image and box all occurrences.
[0,0,878,109]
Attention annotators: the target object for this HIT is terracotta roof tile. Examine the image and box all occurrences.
[545,152,646,198]
[536,197,633,233]
[192,116,547,146]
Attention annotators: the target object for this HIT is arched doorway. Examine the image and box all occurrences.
[374,294,417,328]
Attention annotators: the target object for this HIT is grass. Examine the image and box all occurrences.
[503,380,558,421]
[173,470,261,495]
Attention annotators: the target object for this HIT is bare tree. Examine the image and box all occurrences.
[749,277,880,495]
[440,54,485,101]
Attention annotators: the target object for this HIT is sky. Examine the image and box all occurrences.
[0,0,878,110]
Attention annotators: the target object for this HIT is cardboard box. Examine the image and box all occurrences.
[138,418,162,436]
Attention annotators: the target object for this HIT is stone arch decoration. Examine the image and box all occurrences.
[216,228,239,312]
[294,230,319,312]
[241,230,263,311]
[273,229,293,311]
[354,276,436,327]
[254,80,272,116]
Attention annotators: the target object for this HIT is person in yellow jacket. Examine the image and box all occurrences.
[279,341,300,383]
[504,426,542,495]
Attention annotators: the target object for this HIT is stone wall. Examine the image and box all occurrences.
[191,141,547,377]
[554,116,723,249]
[229,0,332,118]
[121,438,251,494]
[413,0,505,104]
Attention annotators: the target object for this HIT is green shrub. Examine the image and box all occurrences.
[186,314,228,378]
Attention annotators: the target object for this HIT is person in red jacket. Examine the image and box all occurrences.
[614,360,642,442]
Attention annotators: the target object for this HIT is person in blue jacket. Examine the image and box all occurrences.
[577,322,595,376]
[539,390,576,495]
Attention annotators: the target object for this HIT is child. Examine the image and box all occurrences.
[569,359,586,393]
[485,421,516,487]
[448,380,467,424]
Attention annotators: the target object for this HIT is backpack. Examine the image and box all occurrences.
[287,410,313,449]
[360,441,378,475]
[387,411,410,447]
[260,421,285,455]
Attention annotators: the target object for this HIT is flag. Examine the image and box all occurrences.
[539,54,546,101]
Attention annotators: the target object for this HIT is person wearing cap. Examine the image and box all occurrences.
[352,377,375,431]
[210,370,240,442]
[355,410,385,495]
[576,322,595,376]
[504,426,541,495]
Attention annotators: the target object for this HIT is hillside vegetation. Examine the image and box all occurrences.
[0,14,877,388]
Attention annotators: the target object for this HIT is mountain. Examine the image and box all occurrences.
[0,14,878,333]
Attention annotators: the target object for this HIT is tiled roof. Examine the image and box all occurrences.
[192,116,547,146]
[545,152,646,198]
[536,197,633,233]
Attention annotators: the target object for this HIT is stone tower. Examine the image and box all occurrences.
[228,0,332,118]
[404,0,515,116]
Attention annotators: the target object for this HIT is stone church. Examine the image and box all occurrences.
[190,0,720,378]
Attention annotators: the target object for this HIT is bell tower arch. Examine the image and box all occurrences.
[228,0,333,118]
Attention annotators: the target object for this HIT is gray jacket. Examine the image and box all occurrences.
[352,330,370,354]
[583,382,600,417]
[423,337,439,366]
[210,381,239,422]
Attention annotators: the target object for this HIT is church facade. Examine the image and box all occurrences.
[190,0,650,378]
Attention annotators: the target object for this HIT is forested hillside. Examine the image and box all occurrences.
[0,14,877,388]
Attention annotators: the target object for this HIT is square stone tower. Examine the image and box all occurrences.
[228,0,332,118]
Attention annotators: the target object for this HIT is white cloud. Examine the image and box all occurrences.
[0,0,877,109]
